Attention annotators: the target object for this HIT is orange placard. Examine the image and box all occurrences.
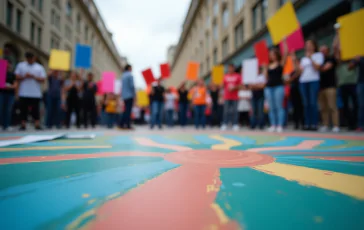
[283,56,294,75]
[186,62,199,80]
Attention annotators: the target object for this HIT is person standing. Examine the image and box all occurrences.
[0,62,17,131]
[165,88,176,127]
[237,89,252,128]
[263,41,288,133]
[64,72,82,128]
[178,81,189,127]
[14,52,46,130]
[294,40,324,131]
[104,93,118,129]
[221,64,242,131]
[348,56,364,132]
[82,73,97,128]
[46,70,63,129]
[248,72,266,130]
[119,64,136,130]
[318,45,339,132]
[190,79,208,129]
[150,79,165,129]
[209,84,221,127]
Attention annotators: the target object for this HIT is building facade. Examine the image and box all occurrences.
[167,45,176,64]
[169,0,364,86]
[0,0,124,78]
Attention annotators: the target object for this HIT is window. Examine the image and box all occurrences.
[279,0,297,6]
[53,0,60,7]
[51,37,60,49]
[213,48,218,65]
[206,14,210,28]
[31,0,36,6]
[65,25,72,40]
[200,63,204,75]
[234,0,245,14]
[51,10,60,29]
[213,22,218,40]
[213,0,219,16]
[222,7,229,28]
[261,0,268,24]
[30,21,35,43]
[252,5,259,33]
[206,33,210,51]
[85,25,89,41]
[206,57,210,72]
[16,10,22,33]
[200,41,204,58]
[66,1,72,18]
[234,21,244,49]
[77,14,81,32]
[38,0,43,12]
[37,27,42,46]
[222,37,229,58]
[6,1,13,27]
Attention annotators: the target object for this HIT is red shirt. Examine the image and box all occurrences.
[223,73,242,100]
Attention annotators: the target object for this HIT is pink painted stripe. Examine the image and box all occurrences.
[247,140,323,153]
[134,137,192,151]
[306,156,364,162]
[0,152,164,165]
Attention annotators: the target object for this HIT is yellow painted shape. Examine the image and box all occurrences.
[210,135,242,150]
[210,203,230,224]
[0,146,111,152]
[267,1,299,44]
[212,65,225,85]
[338,9,364,60]
[82,193,90,198]
[66,209,96,230]
[49,49,71,71]
[253,162,364,200]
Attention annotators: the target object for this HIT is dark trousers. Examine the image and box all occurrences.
[151,101,164,129]
[165,109,174,127]
[46,96,61,128]
[211,103,221,127]
[340,84,358,130]
[290,85,304,129]
[19,97,41,123]
[0,92,15,129]
[83,102,97,128]
[120,98,134,129]
[239,111,250,127]
[251,97,265,129]
[299,81,320,127]
[178,102,188,127]
[106,113,117,128]
[194,105,206,129]
[66,98,80,128]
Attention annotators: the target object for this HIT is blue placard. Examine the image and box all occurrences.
[75,44,92,68]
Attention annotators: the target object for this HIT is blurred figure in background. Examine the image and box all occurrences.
[119,64,136,130]
[349,56,364,132]
[248,70,266,130]
[178,81,189,127]
[165,88,176,128]
[104,93,118,129]
[46,70,63,129]
[0,62,17,131]
[64,71,82,129]
[82,73,97,128]
[190,79,208,129]
[238,89,252,128]
[209,83,221,127]
[150,78,165,129]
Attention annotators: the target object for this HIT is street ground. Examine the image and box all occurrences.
[0,127,364,229]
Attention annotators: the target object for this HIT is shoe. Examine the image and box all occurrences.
[276,126,283,133]
[267,126,276,132]
[319,126,328,132]
[232,125,239,131]
[19,126,26,131]
[220,125,227,131]
[332,127,340,133]
[4,127,14,132]
[35,126,43,130]
[310,126,318,131]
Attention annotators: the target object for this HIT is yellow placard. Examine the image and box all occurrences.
[49,49,71,71]
[136,90,149,107]
[338,9,364,60]
[212,65,224,85]
[0,48,3,57]
[267,1,299,45]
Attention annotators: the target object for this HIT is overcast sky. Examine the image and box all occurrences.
[94,0,190,89]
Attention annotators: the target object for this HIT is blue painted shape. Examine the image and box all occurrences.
[222,135,256,145]
[276,156,364,176]
[0,160,179,230]
[216,167,364,230]
[75,44,92,68]
[147,135,189,146]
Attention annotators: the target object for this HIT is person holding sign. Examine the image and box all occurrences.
[64,71,83,129]
[178,81,189,127]
[247,68,266,130]
[221,64,242,131]
[82,72,97,129]
[263,40,289,133]
[150,78,165,130]
[190,79,208,129]
[0,62,17,131]
[15,52,46,131]
[46,70,63,129]
[293,40,324,131]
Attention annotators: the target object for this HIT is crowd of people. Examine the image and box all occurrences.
[0,32,363,133]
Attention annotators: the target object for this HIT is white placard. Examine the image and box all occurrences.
[114,79,121,94]
[242,58,258,85]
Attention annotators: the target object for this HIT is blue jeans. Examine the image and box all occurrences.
[357,83,364,128]
[264,86,285,127]
[119,98,134,129]
[222,100,239,126]
[299,81,320,127]
[194,105,206,129]
[106,113,116,128]
[251,97,264,129]
[165,109,174,127]
[151,101,164,129]
[46,96,61,128]
[0,93,15,129]
[179,102,188,127]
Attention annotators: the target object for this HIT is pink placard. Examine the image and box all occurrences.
[101,72,116,93]
[280,27,304,54]
[0,59,8,89]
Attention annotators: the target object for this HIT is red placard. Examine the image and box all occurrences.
[142,68,155,85]
[254,40,269,66]
[96,80,103,95]
[160,63,171,79]
[279,27,304,54]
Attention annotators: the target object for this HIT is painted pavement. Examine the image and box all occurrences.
[0,129,364,230]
